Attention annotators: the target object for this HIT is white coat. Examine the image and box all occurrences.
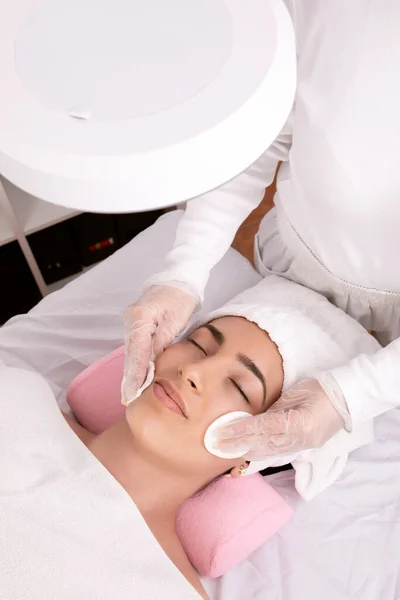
[148,0,400,430]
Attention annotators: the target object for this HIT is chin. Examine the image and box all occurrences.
[125,395,195,474]
[125,395,171,454]
[126,395,159,436]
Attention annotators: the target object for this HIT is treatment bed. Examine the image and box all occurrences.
[1,211,399,600]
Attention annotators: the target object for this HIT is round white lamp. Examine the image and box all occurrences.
[0,0,295,213]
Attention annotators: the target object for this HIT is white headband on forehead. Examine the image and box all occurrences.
[195,275,379,499]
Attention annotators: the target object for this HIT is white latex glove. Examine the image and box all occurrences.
[217,377,349,460]
[123,282,198,404]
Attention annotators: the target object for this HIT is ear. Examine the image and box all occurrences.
[229,461,250,478]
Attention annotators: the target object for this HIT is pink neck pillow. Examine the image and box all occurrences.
[67,346,293,578]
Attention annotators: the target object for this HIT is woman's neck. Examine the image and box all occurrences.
[85,418,200,522]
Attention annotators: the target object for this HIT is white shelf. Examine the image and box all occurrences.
[0,214,16,246]
[0,178,172,301]
[0,180,17,246]
[1,177,81,237]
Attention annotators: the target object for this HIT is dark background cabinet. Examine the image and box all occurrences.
[0,241,42,324]
[1,209,164,325]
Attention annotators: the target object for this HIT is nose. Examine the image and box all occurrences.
[178,363,203,394]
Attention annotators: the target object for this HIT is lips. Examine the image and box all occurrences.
[154,379,188,418]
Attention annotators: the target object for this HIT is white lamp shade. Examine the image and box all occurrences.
[0,0,296,213]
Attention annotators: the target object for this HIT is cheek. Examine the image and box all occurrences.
[202,381,249,425]
[127,393,235,477]
[154,343,185,376]
[125,389,212,470]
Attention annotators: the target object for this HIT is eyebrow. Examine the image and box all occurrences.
[203,323,225,345]
[202,324,267,408]
[236,353,267,409]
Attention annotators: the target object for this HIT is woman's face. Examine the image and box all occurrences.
[126,316,283,482]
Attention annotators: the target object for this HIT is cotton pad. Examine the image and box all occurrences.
[121,361,155,407]
[204,411,252,459]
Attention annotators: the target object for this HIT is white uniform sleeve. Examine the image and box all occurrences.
[328,336,400,429]
[145,119,293,301]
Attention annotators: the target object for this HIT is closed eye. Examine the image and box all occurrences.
[229,378,250,405]
[187,337,207,355]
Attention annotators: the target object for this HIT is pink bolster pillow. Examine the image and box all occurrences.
[67,346,293,578]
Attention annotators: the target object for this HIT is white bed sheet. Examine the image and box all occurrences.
[1,210,399,600]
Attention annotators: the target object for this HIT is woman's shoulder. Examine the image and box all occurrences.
[147,519,208,599]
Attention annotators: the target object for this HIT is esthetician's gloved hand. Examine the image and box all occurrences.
[218,376,350,459]
[123,282,198,403]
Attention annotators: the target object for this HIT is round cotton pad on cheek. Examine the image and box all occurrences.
[204,411,252,459]
[121,361,155,407]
